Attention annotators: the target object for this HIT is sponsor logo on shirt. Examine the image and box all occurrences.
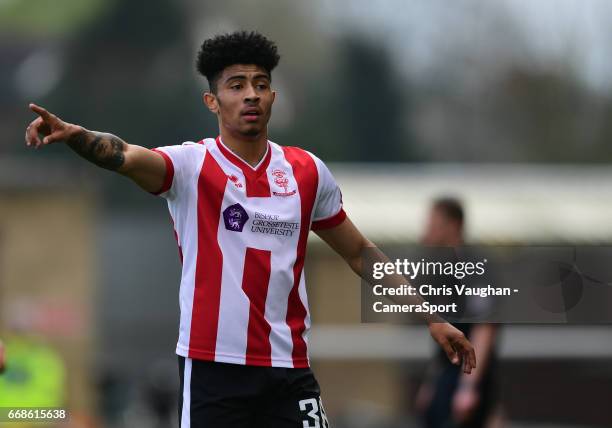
[223,203,249,232]
[271,169,296,197]
[250,211,299,237]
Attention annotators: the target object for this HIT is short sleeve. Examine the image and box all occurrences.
[311,155,347,230]
[150,142,199,199]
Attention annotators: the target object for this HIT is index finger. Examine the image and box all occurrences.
[29,103,53,121]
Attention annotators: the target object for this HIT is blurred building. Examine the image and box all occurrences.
[0,158,97,422]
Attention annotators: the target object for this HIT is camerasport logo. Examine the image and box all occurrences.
[271,169,296,196]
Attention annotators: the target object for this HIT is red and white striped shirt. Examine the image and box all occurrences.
[152,137,345,368]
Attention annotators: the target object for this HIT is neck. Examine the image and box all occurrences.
[219,126,268,167]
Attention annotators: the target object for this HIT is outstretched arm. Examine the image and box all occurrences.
[315,216,477,374]
[25,103,167,193]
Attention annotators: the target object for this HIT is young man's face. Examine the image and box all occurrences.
[205,64,275,138]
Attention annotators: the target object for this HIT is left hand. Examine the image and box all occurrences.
[452,383,480,423]
[428,323,476,374]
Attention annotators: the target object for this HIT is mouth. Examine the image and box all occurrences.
[241,108,262,122]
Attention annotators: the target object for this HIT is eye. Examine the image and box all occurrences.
[256,83,269,90]
[230,83,242,90]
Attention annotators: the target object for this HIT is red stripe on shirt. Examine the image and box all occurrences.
[311,208,347,230]
[150,148,174,195]
[242,247,273,366]
[282,146,319,368]
[246,172,272,197]
[216,136,271,197]
[188,152,228,360]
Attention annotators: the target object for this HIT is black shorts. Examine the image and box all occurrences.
[178,356,330,428]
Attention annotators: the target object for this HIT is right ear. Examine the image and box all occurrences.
[203,92,219,114]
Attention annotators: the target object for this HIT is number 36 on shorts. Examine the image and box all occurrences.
[299,397,329,428]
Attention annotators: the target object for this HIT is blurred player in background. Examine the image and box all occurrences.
[25,31,475,428]
[415,197,500,428]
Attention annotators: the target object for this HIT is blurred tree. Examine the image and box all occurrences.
[403,0,612,163]
[412,64,612,163]
[47,0,214,156]
[6,0,612,165]
[496,68,612,162]
[0,0,106,36]
[39,0,216,205]
[285,35,418,162]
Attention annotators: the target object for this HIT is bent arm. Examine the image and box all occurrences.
[315,216,477,373]
[315,217,434,314]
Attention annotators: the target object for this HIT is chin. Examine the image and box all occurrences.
[241,126,263,137]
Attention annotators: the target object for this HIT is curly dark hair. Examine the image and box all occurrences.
[196,31,280,92]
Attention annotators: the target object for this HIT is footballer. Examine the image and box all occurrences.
[25,31,475,428]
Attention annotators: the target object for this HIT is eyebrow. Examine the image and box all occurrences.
[224,73,271,84]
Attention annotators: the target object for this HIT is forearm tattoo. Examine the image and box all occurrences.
[67,130,127,171]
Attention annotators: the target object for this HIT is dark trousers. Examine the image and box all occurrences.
[178,356,329,428]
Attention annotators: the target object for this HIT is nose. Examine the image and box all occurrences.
[244,84,260,103]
